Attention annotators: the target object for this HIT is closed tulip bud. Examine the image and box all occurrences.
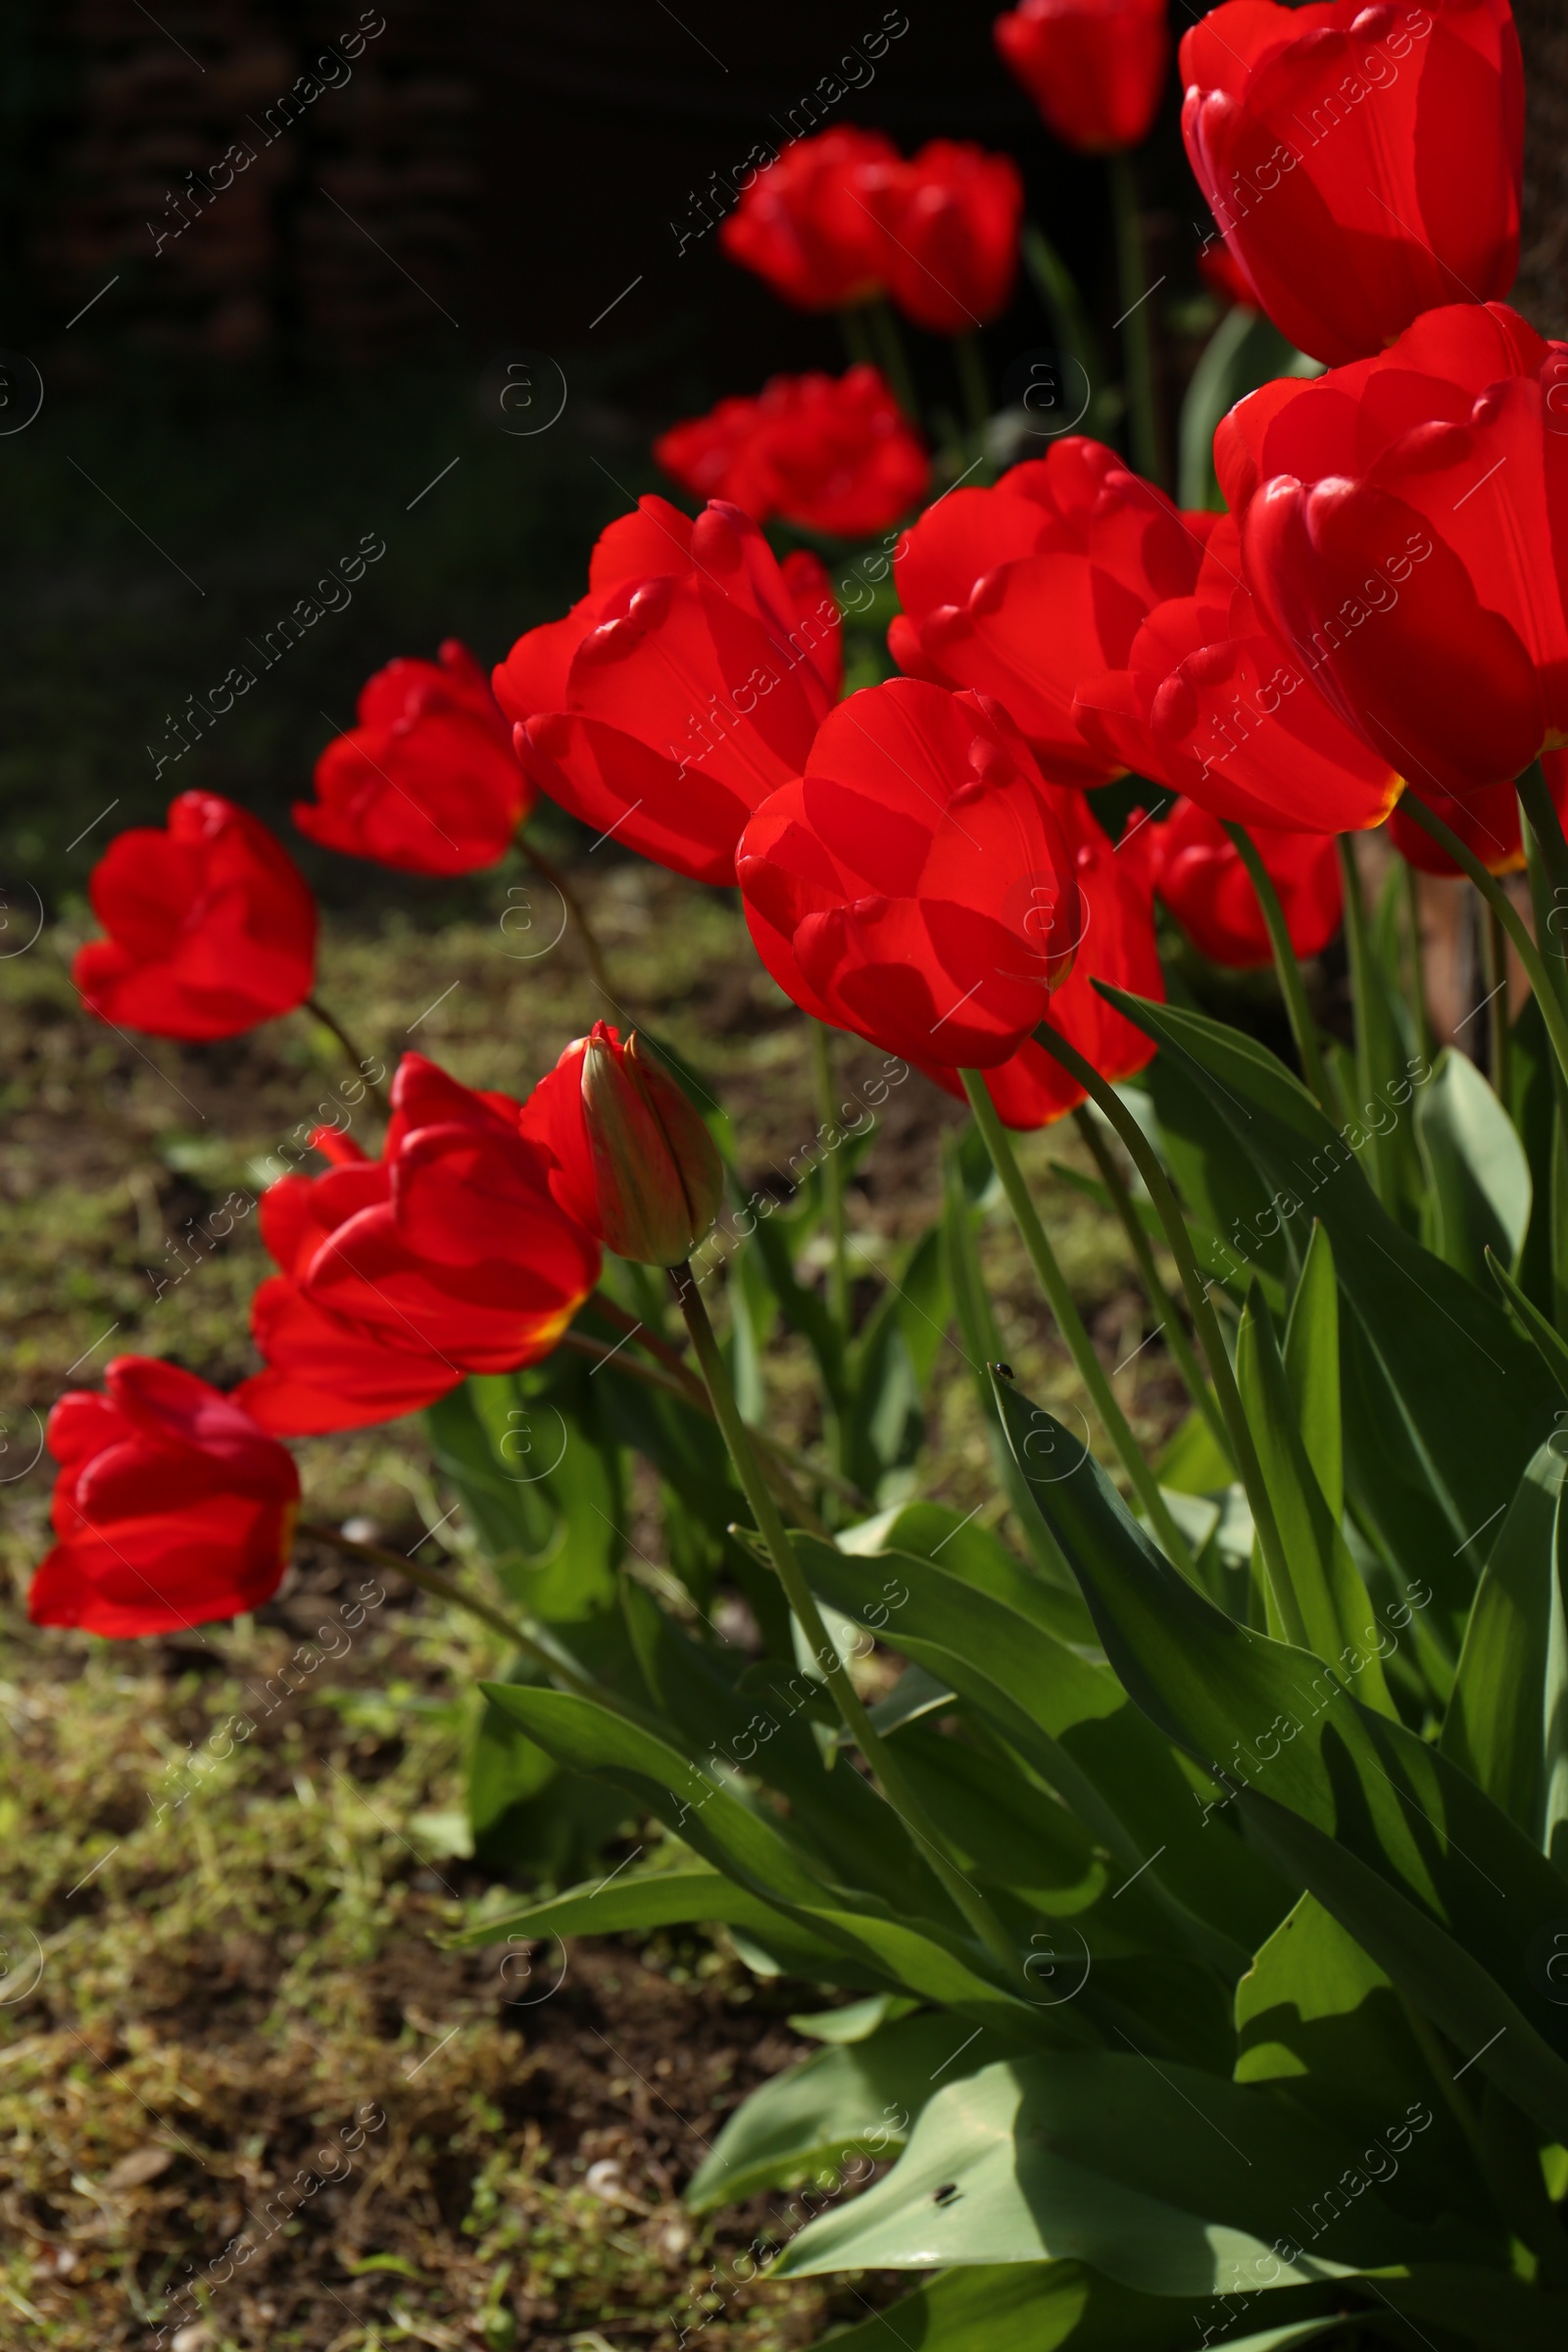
[525,1023,725,1266]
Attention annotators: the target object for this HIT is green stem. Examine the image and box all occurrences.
[1402,859,1431,1065]
[556,1328,840,1541]
[867,296,922,430]
[1222,822,1331,1110]
[954,332,993,464]
[303,995,389,1113]
[670,1263,1019,1974]
[1106,151,1162,486]
[1398,793,1568,1095]
[810,1023,851,1334]
[1517,760,1568,923]
[839,305,877,368]
[1336,836,1396,1205]
[1517,819,1568,1333]
[588,1287,855,1521]
[1026,1021,1298,1633]
[1070,1104,1233,1466]
[517,836,615,1006]
[1020,221,1107,439]
[1479,900,1510,1105]
[962,1072,1200,1578]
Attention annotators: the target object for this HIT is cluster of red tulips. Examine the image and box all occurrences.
[35,0,1565,1645]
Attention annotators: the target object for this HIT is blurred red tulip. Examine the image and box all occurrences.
[924,788,1163,1126]
[718,127,899,311]
[890,437,1215,784]
[1222,303,1568,803]
[494,498,842,886]
[1073,513,1400,832]
[995,0,1171,155]
[869,140,1024,332]
[237,1054,601,1436]
[31,1358,299,1638]
[737,678,1079,1069]
[295,641,532,875]
[74,793,317,1042]
[523,1023,725,1267]
[1388,754,1568,875]
[654,367,929,540]
[1181,0,1523,367]
[1152,796,1343,967]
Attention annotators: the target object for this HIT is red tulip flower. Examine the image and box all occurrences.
[890,437,1214,785]
[737,678,1080,1070]
[1387,754,1568,875]
[1181,0,1524,368]
[31,1358,299,1638]
[869,140,1024,333]
[718,127,899,312]
[295,641,532,876]
[924,787,1163,1127]
[1222,303,1568,803]
[494,498,842,886]
[237,1054,601,1436]
[1073,513,1400,833]
[1152,796,1342,968]
[995,0,1171,156]
[654,368,929,540]
[523,1023,725,1267]
[74,794,317,1042]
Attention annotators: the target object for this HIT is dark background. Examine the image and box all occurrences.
[3,0,1566,914]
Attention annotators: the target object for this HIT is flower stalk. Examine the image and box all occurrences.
[961,1069,1200,1581]
[669,1261,1021,1976]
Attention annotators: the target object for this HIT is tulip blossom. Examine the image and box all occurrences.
[869,140,1024,333]
[718,127,899,311]
[74,793,317,1042]
[1388,754,1568,876]
[523,1023,725,1267]
[994,0,1171,156]
[736,679,1079,1069]
[890,437,1215,784]
[923,786,1163,1126]
[494,498,841,886]
[654,367,929,540]
[237,1054,601,1436]
[1221,303,1568,803]
[31,1358,299,1638]
[1073,514,1399,832]
[1152,796,1343,968]
[295,640,531,875]
[1181,0,1524,368]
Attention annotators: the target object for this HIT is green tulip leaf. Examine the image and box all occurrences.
[1235,1893,1488,2226]
[1234,1279,1394,1714]
[994,1373,1568,2147]
[475,1686,1060,2041]
[770,2053,1463,2287]
[685,2010,1001,2212]
[805,2256,1326,2351]
[1101,988,1558,1639]
[1415,1047,1532,1287]
[793,1534,1290,1971]
[1283,1220,1343,1523]
[1442,1434,1568,1869]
